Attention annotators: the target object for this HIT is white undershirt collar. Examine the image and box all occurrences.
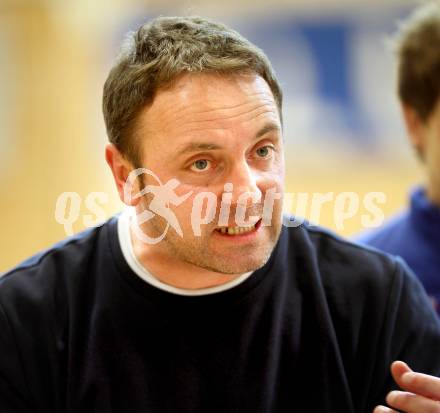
[117,208,254,296]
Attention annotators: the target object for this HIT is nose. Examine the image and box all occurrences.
[227,161,262,206]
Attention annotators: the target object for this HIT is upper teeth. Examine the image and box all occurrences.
[218,225,255,235]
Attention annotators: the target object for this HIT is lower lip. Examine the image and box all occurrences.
[213,219,262,241]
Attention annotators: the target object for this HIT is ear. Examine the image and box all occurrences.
[401,104,426,156]
[105,143,141,206]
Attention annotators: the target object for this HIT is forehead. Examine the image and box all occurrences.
[136,73,281,139]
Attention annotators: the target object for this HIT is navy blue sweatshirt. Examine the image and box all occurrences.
[1,216,440,413]
[357,186,440,312]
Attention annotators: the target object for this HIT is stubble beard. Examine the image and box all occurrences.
[147,213,283,275]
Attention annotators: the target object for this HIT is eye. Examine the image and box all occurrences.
[190,159,211,172]
[255,146,273,158]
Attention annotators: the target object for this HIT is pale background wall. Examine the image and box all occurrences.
[0,0,428,272]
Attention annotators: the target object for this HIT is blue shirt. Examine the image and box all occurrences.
[357,186,440,312]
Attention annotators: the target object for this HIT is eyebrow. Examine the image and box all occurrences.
[176,122,281,157]
[176,142,223,157]
[255,123,281,138]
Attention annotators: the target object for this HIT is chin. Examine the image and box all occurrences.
[198,248,273,275]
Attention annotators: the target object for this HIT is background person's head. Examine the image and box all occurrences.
[394,2,440,204]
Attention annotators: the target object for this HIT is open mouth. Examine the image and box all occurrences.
[215,219,262,236]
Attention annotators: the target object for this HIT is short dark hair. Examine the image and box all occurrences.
[103,16,283,167]
[394,2,440,121]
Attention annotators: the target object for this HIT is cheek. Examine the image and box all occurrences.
[258,170,284,192]
[267,155,284,176]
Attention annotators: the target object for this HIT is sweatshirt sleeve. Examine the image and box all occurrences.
[369,257,440,408]
[0,301,34,412]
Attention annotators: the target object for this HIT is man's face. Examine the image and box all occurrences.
[133,73,284,275]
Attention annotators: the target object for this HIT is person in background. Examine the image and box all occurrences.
[357,2,440,313]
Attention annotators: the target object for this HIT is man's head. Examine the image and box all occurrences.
[393,2,440,205]
[104,16,285,277]
[103,16,282,168]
